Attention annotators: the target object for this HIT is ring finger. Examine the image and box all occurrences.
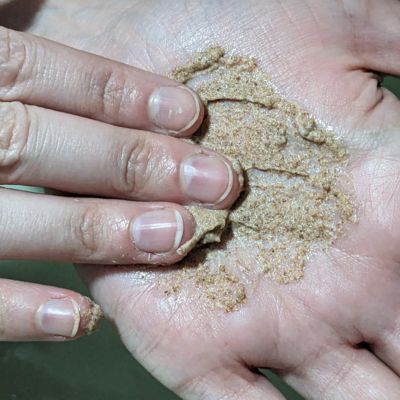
[0,187,195,264]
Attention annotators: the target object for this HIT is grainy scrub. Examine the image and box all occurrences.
[160,47,356,311]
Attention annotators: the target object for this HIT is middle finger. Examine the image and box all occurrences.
[0,102,240,209]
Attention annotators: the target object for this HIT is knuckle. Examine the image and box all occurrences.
[0,27,33,98]
[112,137,155,197]
[89,67,129,121]
[0,101,29,171]
[71,205,104,258]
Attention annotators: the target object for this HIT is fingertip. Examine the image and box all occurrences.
[148,85,204,137]
[210,156,243,210]
[179,151,242,210]
[176,87,205,137]
[35,295,103,340]
[35,298,81,339]
[128,205,195,264]
[79,296,104,336]
[178,205,197,245]
[154,205,197,265]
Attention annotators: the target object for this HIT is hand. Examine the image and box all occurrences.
[25,0,400,398]
[0,8,242,342]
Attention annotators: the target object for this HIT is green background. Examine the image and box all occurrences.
[0,77,399,400]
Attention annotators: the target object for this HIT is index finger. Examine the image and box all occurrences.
[0,26,204,137]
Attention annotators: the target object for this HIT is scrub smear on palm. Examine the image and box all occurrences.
[159,47,356,312]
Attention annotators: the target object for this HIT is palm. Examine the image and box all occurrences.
[26,0,400,398]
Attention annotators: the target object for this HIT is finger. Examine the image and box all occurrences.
[341,0,400,128]
[281,346,400,399]
[0,279,102,341]
[175,367,285,400]
[0,187,195,264]
[0,102,240,209]
[372,330,400,378]
[342,258,400,377]
[0,26,204,137]
[369,313,400,376]
[345,0,400,76]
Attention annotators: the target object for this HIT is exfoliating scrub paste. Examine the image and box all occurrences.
[158,47,356,312]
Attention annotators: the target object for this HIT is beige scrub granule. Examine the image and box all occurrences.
[159,47,356,311]
[82,298,104,335]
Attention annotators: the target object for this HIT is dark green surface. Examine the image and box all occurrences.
[384,75,400,98]
[1,77,399,400]
[0,261,179,400]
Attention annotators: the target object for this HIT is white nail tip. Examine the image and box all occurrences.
[173,209,184,250]
[70,300,80,338]
[215,159,233,205]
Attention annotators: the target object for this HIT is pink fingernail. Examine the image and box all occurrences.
[36,299,80,338]
[180,154,233,204]
[131,209,184,253]
[148,86,201,134]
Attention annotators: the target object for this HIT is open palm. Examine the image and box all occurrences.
[25,0,400,398]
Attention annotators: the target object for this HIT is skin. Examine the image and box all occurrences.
[0,1,242,339]
[3,0,400,398]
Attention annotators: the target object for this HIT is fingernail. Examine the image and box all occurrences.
[36,299,80,338]
[131,209,184,253]
[180,154,233,204]
[148,86,201,134]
